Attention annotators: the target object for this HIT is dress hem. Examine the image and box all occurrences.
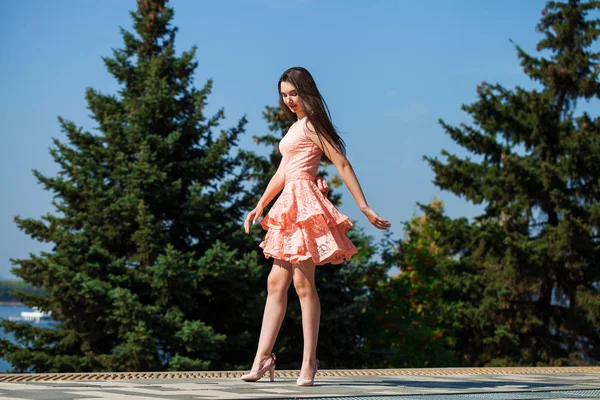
[260,250,357,266]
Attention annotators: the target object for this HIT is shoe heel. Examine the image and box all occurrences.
[269,365,275,382]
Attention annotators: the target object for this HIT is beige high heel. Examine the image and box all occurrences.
[296,359,319,386]
[241,353,276,382]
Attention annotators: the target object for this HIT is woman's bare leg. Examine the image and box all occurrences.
[251,258,293,370]
[293,259,320,380]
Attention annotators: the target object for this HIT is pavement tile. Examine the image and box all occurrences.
[0,369,598,399]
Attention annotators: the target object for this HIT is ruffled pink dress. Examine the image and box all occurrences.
[259,117,358,265]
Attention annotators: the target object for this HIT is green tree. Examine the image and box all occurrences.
[248,106,383,368]
[364,200,457,368]
[423,0,600,366]
[0,0,265,372]
[0,280,46,303]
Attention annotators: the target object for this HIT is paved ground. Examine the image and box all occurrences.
[0,367,598,399]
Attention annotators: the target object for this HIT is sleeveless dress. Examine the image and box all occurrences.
[259,117,358,265]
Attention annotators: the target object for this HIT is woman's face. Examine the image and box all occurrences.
[280,81,303,115]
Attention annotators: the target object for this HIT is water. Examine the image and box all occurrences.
[0,304,56,373]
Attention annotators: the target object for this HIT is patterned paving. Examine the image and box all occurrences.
[1,366,598,382]
[0,369,598,399]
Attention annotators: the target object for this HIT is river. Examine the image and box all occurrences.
[0,304,55,373]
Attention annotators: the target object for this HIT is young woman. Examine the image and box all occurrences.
[242,67,391,386]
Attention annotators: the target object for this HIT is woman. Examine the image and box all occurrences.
[242,67,391,386]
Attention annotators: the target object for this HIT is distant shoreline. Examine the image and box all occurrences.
[0,302,25,306]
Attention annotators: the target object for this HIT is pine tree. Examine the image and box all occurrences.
[364,200,457,368]
[423,0,600,365]
[0,0,265,372]
[249,106,382,368]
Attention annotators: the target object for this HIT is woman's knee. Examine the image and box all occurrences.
[267,276,290,295]
[293,274,316,299]
[267,262,292,295]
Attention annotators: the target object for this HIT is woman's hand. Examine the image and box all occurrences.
[244,205,264,234]
[315,176,329,196]
[362,206,391,230]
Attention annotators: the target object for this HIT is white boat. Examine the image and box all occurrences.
[20,307,52,322]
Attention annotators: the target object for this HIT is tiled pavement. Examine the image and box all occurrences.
[0,368,598,399]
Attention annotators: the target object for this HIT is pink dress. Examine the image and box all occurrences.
[259,117,358,265]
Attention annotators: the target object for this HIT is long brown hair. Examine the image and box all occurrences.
[278,67,346,157]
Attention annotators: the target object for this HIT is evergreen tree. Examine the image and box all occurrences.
[364,200,457,368]
[0,280,46,303]
[249,106,382,368]
[423,0,600,365]
[0,0,265,372]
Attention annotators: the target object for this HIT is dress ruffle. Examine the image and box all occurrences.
[259,179,358,265]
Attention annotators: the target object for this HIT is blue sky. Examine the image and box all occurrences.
[1,0,550,279]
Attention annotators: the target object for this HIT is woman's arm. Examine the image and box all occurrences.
[305,122,391,230]
[244,157,287,233]
[257,157,286,208]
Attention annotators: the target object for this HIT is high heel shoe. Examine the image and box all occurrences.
[296,359,319,386]
[241,353,276,382]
